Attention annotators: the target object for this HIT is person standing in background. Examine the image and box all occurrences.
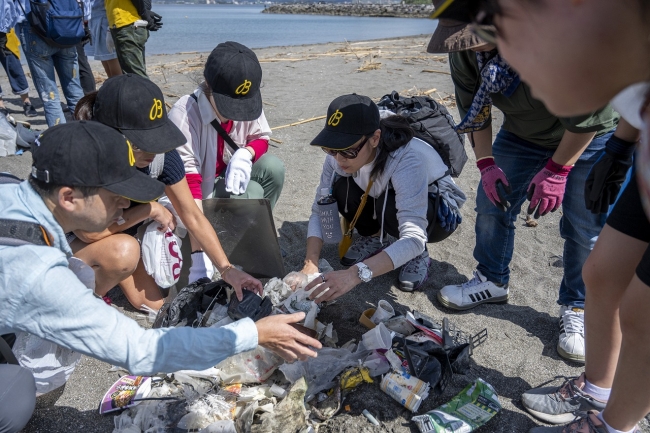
[106,0,163,78]
[0,29,37,117]
[85,0,122,78]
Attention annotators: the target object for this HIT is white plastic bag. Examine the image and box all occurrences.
[0,115,17,157]
[12,332,82,396]
[141,221,183,288]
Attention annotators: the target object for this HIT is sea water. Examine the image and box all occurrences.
[145,4,436,54]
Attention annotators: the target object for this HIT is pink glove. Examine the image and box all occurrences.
[477,157,512,212]
[526,159,572,218]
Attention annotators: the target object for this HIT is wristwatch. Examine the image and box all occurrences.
[356,262,373,283]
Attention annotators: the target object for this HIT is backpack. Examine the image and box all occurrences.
[16,0,85,48]
[377,91,468,178]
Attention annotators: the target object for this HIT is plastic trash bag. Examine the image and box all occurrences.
[12,332,82,396]
[141,221,183,288]
[217,346,283,384]
[0,114,17,157]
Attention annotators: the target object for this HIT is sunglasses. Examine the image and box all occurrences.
[321,136,369,159]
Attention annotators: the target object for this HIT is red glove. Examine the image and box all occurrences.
[526,159,572,218]
[477,157,512,212]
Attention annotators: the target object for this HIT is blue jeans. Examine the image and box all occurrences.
[0,49,29,96]
[16,22,84,127]
[474,129,613,308]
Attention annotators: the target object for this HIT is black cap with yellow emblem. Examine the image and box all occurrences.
[31,121,165,203]
[93,74,187,154]
[204,41,263,122]
[310,94,380,150]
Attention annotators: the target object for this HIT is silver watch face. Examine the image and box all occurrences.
[358,264,372,281]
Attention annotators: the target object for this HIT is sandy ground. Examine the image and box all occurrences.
[1,35,648,433]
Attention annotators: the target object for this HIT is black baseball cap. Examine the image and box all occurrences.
[93,74,187,154]
[31,121,165,203]
[204,41,263,121]
[310,94,380,150]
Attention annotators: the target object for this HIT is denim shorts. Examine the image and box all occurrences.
[85,13,117,61]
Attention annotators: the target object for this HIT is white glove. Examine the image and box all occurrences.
[225,148,253,195]
[188,252,215,283]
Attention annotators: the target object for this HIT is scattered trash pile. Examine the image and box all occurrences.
[109,260,499,433]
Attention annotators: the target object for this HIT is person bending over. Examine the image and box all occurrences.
[0,121,320,433]
[302,94,465,300]
[73,74,262,311]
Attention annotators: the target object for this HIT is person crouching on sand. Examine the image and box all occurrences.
[168,41,285,281]
[301,94,466,301]
[73,74,263,311]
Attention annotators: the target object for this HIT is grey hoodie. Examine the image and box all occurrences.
[308,137,465,269]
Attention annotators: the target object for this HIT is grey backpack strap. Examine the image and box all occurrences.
[0,219,51,247]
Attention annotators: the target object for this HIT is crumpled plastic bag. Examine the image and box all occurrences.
[280,346,370,400]
[242,377,308,433]
[217,346,284,384]
[12,332,81,396]
[141,221,183,288]
[176,394,234,431]
[263,278,293,305]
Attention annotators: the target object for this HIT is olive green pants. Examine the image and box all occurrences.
[213,154,285,210]
[110,24,149,78]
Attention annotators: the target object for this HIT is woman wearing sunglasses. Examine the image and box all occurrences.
[72,74,263,311]
[434,1,650,433]
[427,0,627,366]
[301,94,466,300]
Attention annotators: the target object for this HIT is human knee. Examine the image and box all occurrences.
[108,235,141,275]
[256,154,286,185]
[582,251,611,295]
[0,365,36,433]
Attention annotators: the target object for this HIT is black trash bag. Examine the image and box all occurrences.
[448,343,471,375]
[227,290,273,322]
[153,278,229,328]
[401,339,453,395]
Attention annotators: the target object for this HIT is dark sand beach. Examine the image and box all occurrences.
[1,35,648,433]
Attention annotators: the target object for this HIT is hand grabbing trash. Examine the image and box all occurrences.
[222,266,263,301]
[255,312,322,362]
[283,271,308,291]
[149,201,176,232]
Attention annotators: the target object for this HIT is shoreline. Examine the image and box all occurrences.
[262,3,435,18]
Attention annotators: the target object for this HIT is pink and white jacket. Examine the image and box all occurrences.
[168,83,272,199]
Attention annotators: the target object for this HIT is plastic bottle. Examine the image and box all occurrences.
[317,188,343,244]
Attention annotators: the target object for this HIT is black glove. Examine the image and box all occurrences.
[81,23,92,46]
[584,135,636,214]
[143,10,163,31]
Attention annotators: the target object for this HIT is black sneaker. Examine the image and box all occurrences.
[23,102,37,118]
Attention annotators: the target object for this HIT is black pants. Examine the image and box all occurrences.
[0,365,35,433]
[75,43,96,95]
[332,176,453,243]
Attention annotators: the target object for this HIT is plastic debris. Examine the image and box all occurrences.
[228,290,273,322]
[263,277,293,305]
[217,346,284,384]
[198,420,237,433]
[247,377,309,433]
[384,371,430,399]
[310,383,341,421]
[280,346,370,400]
[362,409,380,426]
[412,378,501,433]
[380,374,425,412]
[340,366,373,391]
[361,322,392,350]
[383,315,416,337]
[176,394,234,430]
[363,351,391,377]
[269,384,287,399]
[370,300,395,324]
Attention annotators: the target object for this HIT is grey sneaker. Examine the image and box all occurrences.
[398,250,431,292]
[529,411,639,433]
[341,235,390,267]
[522,374,607,424]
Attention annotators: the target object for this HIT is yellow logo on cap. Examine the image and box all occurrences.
[149,98,163,121]
[235,80,252,95]
[126,140,136,166]
[328,110,343,127]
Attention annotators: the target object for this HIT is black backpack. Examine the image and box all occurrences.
[377,91,468,178]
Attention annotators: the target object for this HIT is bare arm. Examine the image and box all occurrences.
[301,236,324,275]
[470,125,494,160]
[551,130,598,166]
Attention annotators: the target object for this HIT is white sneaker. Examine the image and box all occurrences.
[557,305,585,363]
[437,270,509,311]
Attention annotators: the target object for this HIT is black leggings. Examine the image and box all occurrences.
[332,176,453,243]
[0,364,35,433]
